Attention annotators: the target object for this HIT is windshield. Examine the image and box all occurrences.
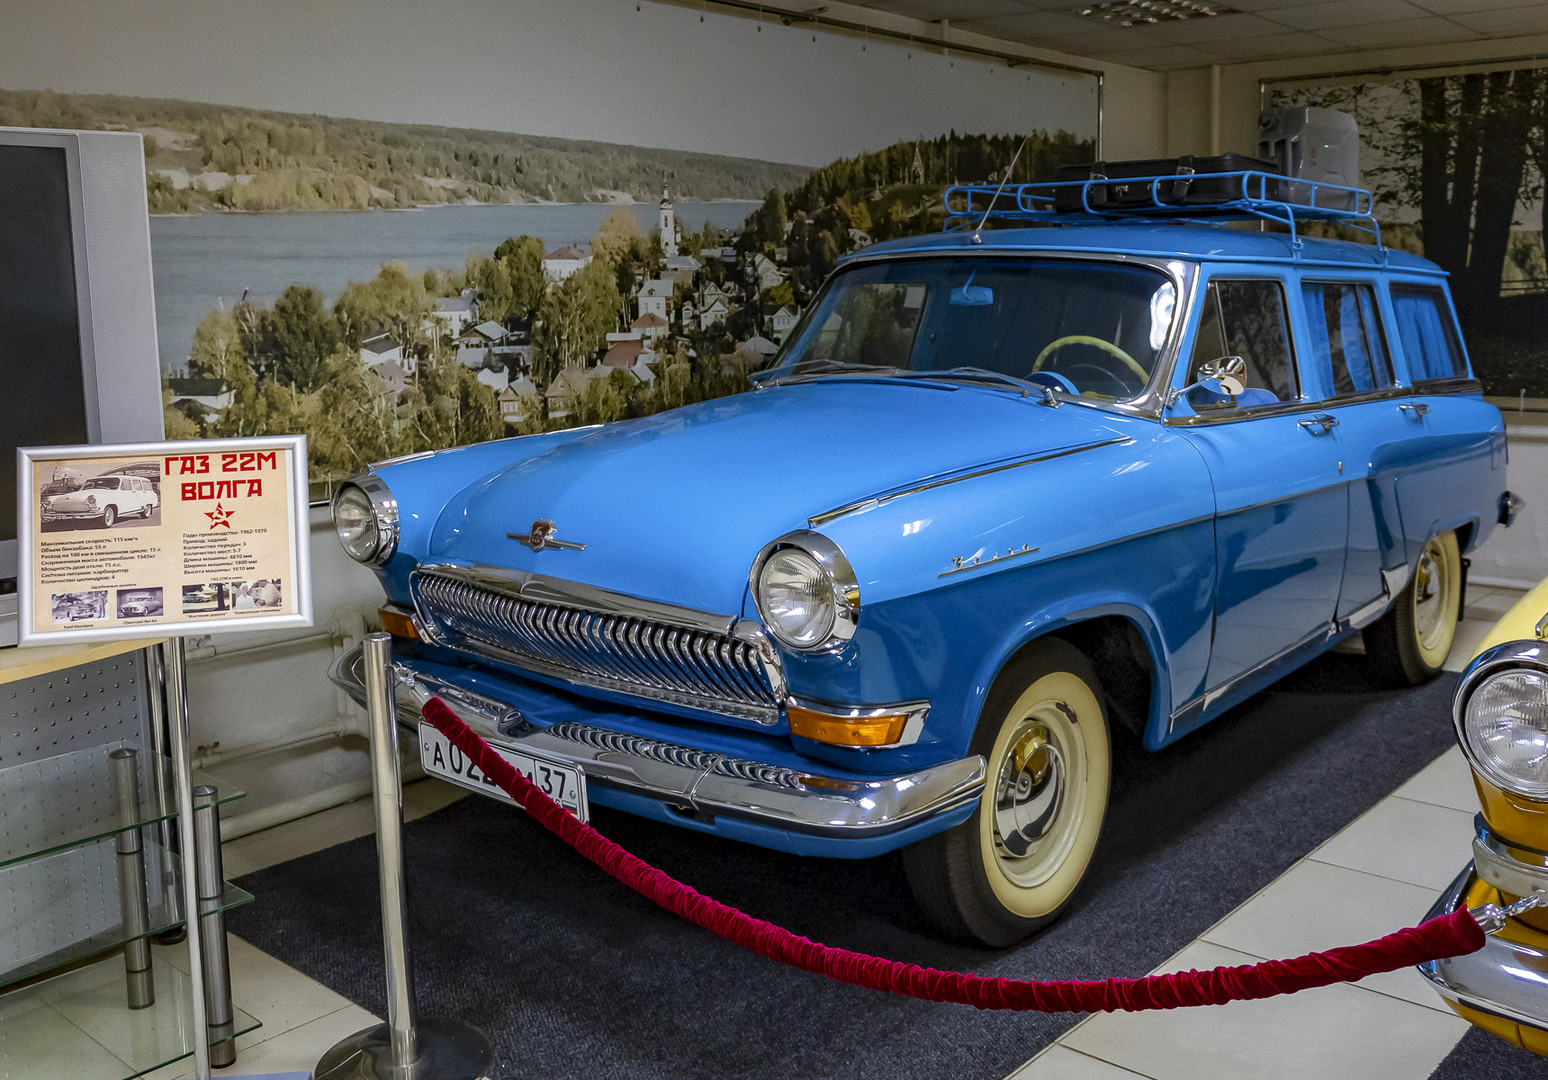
[765,258,1178,402]
[82,478,120,490]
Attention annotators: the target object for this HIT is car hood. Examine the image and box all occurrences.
[48,491,98,507]
[424,380,1126,615]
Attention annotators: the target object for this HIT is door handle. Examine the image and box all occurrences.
[1299,413,1339,433]
[1398,402,1431,416]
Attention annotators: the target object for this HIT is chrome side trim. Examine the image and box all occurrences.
[330,648,985,837]
[808,436,1133,527]
[787,695,932,748]
[1342,592,1391,631]
[1381,563,1413,599]
[1420,864,1548,1032]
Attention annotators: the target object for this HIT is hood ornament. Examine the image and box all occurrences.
[507,518,586,552]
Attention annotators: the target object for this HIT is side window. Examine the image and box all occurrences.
[1302,282,1393,396]
[1389,284,1467,381]
[1187,279,1297,410]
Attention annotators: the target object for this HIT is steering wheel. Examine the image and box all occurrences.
[1032,335,1149,384]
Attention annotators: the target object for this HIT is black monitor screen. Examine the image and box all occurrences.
[0,144,91,548]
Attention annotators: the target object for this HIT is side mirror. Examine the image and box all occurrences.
[1166,355,1246,407]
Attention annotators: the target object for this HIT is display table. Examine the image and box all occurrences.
[0,639,258,1079]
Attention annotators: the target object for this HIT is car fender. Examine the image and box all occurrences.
[964,592,1174,751]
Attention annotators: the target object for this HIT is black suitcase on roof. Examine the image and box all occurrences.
[1053,153,1284,213]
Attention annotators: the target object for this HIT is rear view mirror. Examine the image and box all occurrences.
[1166,355,1246,408]
[1200,355,1247,396]
[950,269,994,306]
[951,284,994,306]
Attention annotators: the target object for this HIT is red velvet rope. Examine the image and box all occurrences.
[421,697,1485,1012]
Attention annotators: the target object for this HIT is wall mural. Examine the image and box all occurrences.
[1272,65,1548,400]
[0,6,1094,485]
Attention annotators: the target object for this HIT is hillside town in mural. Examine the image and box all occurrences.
[146,125,1083,483]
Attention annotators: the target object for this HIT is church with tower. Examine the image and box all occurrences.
[659,187,678,258]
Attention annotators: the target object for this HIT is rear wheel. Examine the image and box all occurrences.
[903,638,1110,947]
[1363,530,1460,685]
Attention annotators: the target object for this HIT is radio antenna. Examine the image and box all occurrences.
[972,136,1029,245]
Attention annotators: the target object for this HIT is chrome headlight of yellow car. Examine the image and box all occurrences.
[1455,641,1548,800]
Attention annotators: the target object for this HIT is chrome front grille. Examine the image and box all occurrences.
[414,570,780,724]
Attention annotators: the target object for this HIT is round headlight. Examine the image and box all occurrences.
[333,483,386,564]
[758,548,834,649]
[1462,668,1548,798]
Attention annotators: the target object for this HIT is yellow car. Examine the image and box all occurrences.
[1421,577,1548,1052]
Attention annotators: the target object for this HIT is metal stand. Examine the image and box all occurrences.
[146,642,186,943]
[193,785,236,1068]
[165,636,213,1080]
[110,747,155,1009]
[315,633,491,1080]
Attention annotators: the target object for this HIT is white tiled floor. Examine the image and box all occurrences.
[13,591,1528,1080]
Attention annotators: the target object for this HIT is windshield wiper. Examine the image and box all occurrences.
[898,367,1045,395]
[753,359,904,387]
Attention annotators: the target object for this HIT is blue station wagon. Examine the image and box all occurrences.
[332,175,1512,945]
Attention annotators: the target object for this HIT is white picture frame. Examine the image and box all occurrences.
[17,435,313,645]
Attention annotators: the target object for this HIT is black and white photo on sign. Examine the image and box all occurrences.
[50,591,107,624]
[116,587,164,619]
[39,460,161,531]
[182,582,230,614]
[230,579,282,610]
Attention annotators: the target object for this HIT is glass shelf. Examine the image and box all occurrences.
[0,953,261,1080]
[0,837,253,991]
[0,743,245,870]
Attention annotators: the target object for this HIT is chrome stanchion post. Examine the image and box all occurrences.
[165,636,212,1080]
[315,633,491,1080]
[368,633,418,1068]
[193,786,236,1068]
[110,748,154,1009]
[146,643,185,941]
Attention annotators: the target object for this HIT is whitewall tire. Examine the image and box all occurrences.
[904,638,1111,947]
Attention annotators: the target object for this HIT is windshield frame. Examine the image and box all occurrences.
[758,250,1198,419]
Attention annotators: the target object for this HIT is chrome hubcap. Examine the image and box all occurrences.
[994,720,1066,859]
[1414,543,1445,647]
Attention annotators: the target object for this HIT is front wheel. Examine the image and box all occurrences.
[903,638,1111,947]
[99,505,116,529]
[1363,529,1460,685]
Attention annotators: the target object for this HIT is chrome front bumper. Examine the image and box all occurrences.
[1420,862,1548,1032]
[329,645,985,839]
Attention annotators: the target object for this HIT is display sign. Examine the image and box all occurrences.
[16,436,313,645]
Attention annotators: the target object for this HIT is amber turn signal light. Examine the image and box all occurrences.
[378,605,420,640]
[787,704,908,747]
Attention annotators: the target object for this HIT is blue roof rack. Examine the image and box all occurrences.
[943,170,1382,252]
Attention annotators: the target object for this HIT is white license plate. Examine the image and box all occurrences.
[418,722,588,823]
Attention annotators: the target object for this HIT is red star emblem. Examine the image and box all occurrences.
[205,503,235,528]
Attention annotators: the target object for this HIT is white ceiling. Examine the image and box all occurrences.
[848,0,1548,69]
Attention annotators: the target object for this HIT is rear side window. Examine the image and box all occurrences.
[1302,282,1393,396]
[1389,285,1467,381]
[1187,279,1298,411]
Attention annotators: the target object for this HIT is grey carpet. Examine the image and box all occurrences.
[1428,1019,1548,1076]
[230,654,1480,1080]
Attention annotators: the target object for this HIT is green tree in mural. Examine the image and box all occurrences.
[270,284,342,392]
[494,235,547,319]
